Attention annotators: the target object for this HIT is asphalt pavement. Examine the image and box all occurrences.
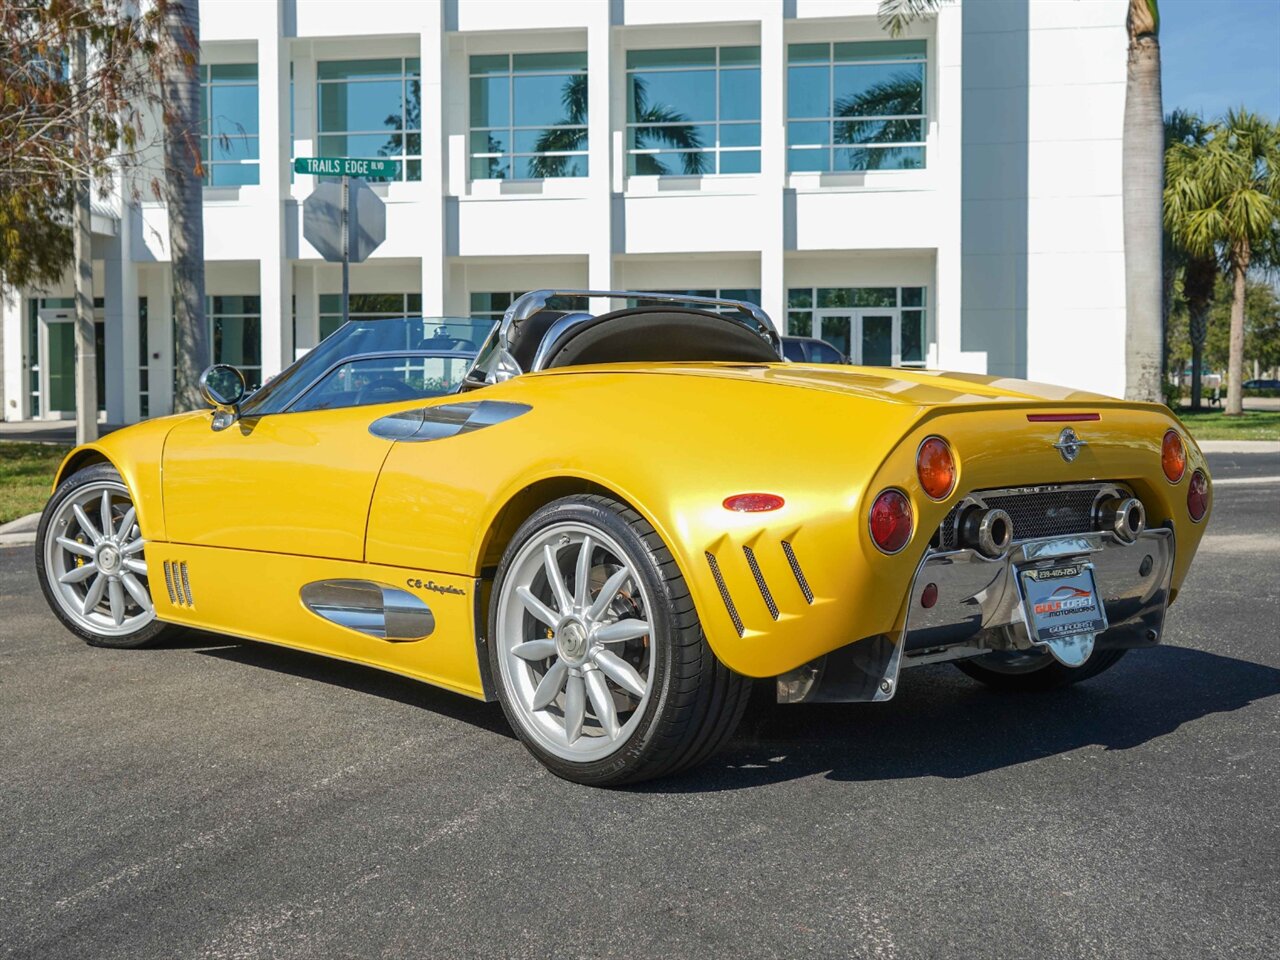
[1,453,1277,960]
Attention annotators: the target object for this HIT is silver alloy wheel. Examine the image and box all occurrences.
[495,521,656,763]
[43,479,155,637]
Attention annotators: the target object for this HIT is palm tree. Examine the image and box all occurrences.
[160,0,209,411]
[1122,0,1165,403]
[1164,111,1280,415]
[1163,110,1217,410]
[879,0,1167,402]
[529,74,706,178]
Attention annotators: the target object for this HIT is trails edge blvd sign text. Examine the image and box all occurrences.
[293,156,399,178]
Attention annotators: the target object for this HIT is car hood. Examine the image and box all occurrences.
[530,362,1121,409]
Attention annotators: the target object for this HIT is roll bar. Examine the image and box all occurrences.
[463,289,782,386]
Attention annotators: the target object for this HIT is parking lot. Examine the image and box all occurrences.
[1,451,1277,960]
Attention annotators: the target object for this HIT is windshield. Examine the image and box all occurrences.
[240,317,495,416]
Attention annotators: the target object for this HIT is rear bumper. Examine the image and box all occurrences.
[777,527,1175,704]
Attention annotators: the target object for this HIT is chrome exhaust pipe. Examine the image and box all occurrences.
[1098,497,1146,543]
[960,507,1013,558]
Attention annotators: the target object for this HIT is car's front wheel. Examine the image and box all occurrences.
[489,494,749,786]
[36,463,174,649]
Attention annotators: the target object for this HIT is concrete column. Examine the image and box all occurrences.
[103,214,141,423]
[0,285,22,421]
[153,269,175,416]
[420,4,447,315]
[293,263,319,354]
[932,3,968,370]
[257,9,292,379]
[586,4,614,314]
[758,7,786,330]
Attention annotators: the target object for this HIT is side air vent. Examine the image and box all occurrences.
[742,546,779,621]
[781,541,814,604]
[704,552,744,637]
[163,561,194,607]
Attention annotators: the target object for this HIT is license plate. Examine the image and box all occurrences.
[1018,561,1108,644]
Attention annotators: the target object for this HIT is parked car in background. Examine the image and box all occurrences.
[781,336,849,364]
[1182,368,1222,390]
[1243,378,1280,390]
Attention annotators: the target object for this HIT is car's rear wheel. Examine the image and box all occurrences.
[36,463,174,649]
[954,647,1126,691]
[489,494,750,786]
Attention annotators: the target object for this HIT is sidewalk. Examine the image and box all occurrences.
[0,421,122,444]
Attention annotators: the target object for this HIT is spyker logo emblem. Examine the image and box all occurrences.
[1052,427,1087,462]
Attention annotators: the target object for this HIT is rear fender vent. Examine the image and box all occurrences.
[163,560,194,607]
[704,551,744,637]
[781,541,814,604]
[742,546,779,621]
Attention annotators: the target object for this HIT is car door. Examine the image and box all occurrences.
[162,352,474,560]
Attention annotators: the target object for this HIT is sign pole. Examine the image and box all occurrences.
[341,173,350,327]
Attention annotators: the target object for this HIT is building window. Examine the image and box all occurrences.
[625,47,760,176]
[469,52,589,180]
[207,295,262,387]
[317,58,421,182]
[787,287,926,366]
[201,64,259,187]
[470,292,589,322]
[318,292,423,341]
[625,289,763,311]
[786,40,926,173]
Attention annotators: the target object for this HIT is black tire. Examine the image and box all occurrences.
[954,647,1126,691]
[488,494,750,787]
[36,462,175,649]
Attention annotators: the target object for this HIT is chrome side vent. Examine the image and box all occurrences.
[781,542,814,604]
[742,546,779,621]
[705,551,744,637]
[163,561,193,607]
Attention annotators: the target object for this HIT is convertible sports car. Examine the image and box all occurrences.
[36,291,1211,785]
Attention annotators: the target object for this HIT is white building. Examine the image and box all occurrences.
[0,0,1130,424]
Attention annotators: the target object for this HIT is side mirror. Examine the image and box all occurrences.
[199,364,246,431]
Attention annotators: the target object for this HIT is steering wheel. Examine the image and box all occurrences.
[356,377,420,405]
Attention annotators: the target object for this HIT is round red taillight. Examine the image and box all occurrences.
[723,493,785,513]
[869,489,913,554]
[917,436,956,500]
[1162,430,1187,483]
[1187,469,1209,522]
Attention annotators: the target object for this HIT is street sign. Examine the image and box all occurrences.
[294,156,399,178]
[303,178,385,265]
[302,176,387,329]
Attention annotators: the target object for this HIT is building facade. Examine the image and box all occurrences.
[0,0,1130,424]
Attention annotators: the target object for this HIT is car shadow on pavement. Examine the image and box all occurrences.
[187,633,514,739]
[645,645,1280,793]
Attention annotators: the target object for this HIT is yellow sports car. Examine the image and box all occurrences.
[35,291,1212,786]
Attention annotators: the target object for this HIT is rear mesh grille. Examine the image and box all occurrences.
[935,484,1116,549]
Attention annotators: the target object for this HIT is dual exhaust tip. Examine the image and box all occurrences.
[959,497,1146,558]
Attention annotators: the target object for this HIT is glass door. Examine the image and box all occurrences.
[853,309,900,367]
[813,310,852,361]
[37,307,106,419]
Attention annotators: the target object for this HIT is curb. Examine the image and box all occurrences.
[0,512,40,548]
[1196,440,1280,453]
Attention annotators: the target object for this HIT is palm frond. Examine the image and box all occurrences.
[877,0,944,38]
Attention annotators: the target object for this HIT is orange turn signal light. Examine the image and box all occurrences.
[1162,430,1187,483]
[916,436,957,500]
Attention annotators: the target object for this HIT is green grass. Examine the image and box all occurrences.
[0,443,71,525]
[1174,409,1280,442]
